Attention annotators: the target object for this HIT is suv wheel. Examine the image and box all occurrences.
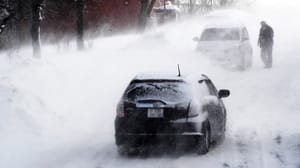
[238,55,247,70]
[247,50,253,68]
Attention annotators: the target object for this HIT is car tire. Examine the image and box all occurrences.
[118,145,140,156]
[117,145,129,156]
[197,123,211,155]
[247,57,253,68]
[246,50,253,68]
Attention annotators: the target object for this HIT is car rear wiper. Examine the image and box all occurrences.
[146,83,178,93]
[146,83,161,90]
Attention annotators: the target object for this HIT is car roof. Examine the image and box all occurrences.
[153,2,181,12]
[131,73,209,83]
[134,73,184,81]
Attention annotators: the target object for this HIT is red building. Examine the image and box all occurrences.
[85,0,141,32]
[42,0,177,41]
[84,0,177,32]
[42,0,143,41]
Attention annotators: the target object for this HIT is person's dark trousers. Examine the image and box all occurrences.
[261,43,273,68]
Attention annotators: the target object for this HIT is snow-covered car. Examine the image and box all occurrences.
[152,1,181,24]
[193,23,253,70]
[114,73,230,155]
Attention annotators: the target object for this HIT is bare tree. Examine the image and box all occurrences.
[75,0,84,50]
[31,0,44,58]
[0,6,11,34]
[189,0,195,13]
[220,0,227,6]
[138,0,156,32]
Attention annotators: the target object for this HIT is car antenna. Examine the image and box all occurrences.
[177,64,181,77]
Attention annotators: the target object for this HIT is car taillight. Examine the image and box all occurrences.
[188,101,200,117]
[116,102,125,117]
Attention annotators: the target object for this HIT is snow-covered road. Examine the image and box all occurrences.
[1,0,300,168]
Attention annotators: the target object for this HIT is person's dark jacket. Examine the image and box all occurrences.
[258,25,274,47]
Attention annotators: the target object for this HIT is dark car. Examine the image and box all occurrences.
[115,74,230,155]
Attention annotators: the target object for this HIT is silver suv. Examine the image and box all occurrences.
[194,23,253,70]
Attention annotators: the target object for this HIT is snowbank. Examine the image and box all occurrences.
[0,0,300,168]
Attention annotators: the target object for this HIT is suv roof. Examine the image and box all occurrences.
[204,19,245,29]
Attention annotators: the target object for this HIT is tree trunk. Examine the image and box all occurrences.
[31,0,43,58]
[189,0,194,13]
[220,0,227,6]
[138,0,156,32]
[16,0,24,43]
[146,0,156,16]
[76,0,84,50]
[137,0,147,32]
[0,8,11,35]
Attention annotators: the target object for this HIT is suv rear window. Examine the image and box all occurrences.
[124,81,191,103]
[201,28,240,41]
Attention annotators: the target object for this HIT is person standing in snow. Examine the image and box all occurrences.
[258,21,274,68]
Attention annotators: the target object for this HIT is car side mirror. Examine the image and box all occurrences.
[198,79,206,83]
[193,37,200,42]
[218,89,230,98]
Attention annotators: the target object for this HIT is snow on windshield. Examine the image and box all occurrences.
[125,81,191,103]
[201,28,240,41]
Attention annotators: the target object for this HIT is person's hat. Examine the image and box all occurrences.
[260,21,267,25]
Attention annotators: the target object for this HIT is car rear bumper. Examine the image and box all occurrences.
[115,117,204,146]
[115,132,203,147]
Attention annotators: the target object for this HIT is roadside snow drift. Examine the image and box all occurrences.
[1,0,300,168]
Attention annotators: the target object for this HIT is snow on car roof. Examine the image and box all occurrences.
[133,73,209,82]
[204,20,245,29]
[134,73,184,81]
[154,2,181,12]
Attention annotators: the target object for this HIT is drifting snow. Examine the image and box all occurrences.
[1,0,300,168]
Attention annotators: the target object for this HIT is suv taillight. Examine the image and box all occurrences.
[116,102,125,117]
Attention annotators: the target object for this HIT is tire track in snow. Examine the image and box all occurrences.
[232,129,265,168]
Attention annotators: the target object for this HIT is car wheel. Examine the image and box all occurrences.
[118,145,140,156]
[197,124,211,155]
[117,145,129,156]
[246,50,253,68]
[247,57,253,68]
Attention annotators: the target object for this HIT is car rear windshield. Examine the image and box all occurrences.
[124,80,191,103]
[200,28,240,41]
